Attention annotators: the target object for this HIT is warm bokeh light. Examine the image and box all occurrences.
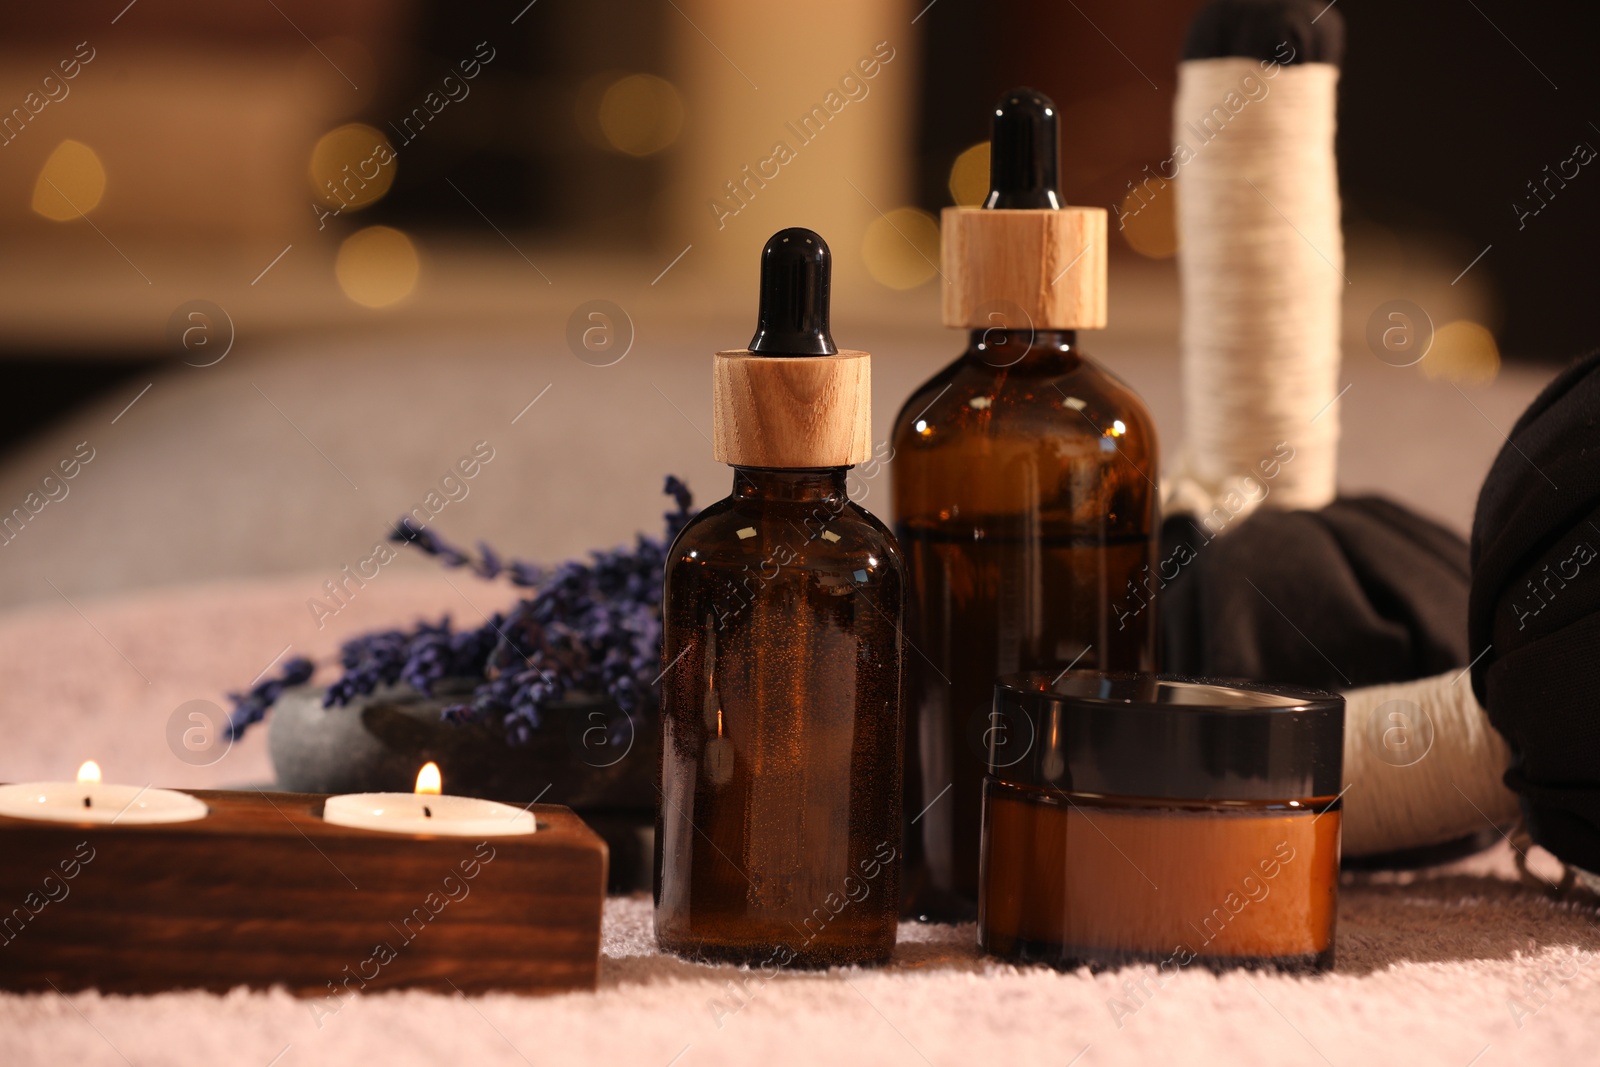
[948,141,989,206]
[597,74,684,157]
[336,226,420,308]
[862,207,940,290]
[309,123,396,210]
[1118,179,1178,259]
[32,140,107,221]
[415,761,443,795]
[1422,320,1501,384]
[77,760,102,784]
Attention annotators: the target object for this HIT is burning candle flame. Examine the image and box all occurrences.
[77,761,102,784]
[415,762,442,796]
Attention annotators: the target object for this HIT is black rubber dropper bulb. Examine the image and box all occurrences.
[747,227,838,357]
[984,88,1061,210]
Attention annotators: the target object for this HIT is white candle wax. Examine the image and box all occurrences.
[322,792,536,837]
[0,782,208,825]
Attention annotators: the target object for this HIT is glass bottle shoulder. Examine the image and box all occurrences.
[663,486,906,592]
[890,342,1156,457]
[889,338,1159,535]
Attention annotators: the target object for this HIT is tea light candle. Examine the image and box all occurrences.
[0,761,209,825]
[322,762,537,837]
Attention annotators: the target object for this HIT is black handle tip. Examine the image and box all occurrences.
[748,227,838,357]
[985,87,1061,210]
[1182,0,1344,66]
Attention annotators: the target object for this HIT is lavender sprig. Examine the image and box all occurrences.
[224,657,315,740]
[392,519,547,586]
[226,476,694,745]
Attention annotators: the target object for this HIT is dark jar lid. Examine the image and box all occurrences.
[988,671,1344,802]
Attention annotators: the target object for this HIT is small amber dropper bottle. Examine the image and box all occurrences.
[655,227,907,966]
[891,89,1160,920]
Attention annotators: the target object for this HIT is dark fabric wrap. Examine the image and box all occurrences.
[1159,497,1470,690]
[1470,350,1600,873]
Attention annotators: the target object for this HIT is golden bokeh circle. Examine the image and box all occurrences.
[948,142,989,206]
[309,123,396,211]
[863,207,941,290]
[597,74,684,157]
[336,226,420,309]
[1118,179,1179,259]
[32,140,107,221]
[1422,320,1500,385]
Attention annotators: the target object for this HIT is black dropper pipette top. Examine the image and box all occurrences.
[747,227,838,357]
[984,88,1061,210]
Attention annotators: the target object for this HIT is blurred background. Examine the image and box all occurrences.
[0,0,1596,783]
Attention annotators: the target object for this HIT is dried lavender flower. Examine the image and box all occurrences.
[224,656,315,740]
[226,476,694,745]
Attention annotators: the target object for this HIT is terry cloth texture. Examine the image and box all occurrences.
[1471,349,1600,874]
[1160,496,1470,689]
[2,862,1598,1067]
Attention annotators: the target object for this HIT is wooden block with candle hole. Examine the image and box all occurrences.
[0,789,606,996]
[712,349,871,469]
[940,207,1108,330]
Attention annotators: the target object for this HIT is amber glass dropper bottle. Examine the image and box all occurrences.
[891,89,1159,920]
[655,227,907,966]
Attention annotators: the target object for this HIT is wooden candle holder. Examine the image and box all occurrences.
[0,789,607,997]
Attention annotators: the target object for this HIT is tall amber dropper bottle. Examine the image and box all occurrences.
[892,90,1159,920]
[656,227,907,966]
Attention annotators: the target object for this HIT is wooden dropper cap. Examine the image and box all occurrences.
[713,228,871,468]
[942,88,1108,330]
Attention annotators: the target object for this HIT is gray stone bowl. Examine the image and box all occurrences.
[267,680,657,811]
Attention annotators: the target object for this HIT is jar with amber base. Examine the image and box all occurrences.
[979,672,1343,973]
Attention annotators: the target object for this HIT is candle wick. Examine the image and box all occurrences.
[84,796,92,809]
[423,805,432,818]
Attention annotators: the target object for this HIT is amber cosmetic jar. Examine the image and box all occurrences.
[979,672,1344,974]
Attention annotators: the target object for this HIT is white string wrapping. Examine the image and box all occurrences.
[1168,58,1343,518]
[1166,60,1523,857]
[1341,672,1521,857]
